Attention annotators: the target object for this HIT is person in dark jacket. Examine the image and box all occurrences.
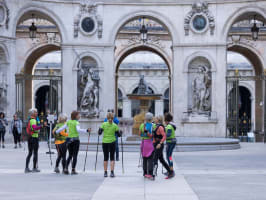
[0,112,8,148]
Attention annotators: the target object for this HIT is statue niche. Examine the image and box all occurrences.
[77,57,100,118]
[188,57,212,115]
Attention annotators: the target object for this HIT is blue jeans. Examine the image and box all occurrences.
[166,142,176,167]
[115,135,119,160]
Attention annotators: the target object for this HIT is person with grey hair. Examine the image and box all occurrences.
[10,114,23,148]
[139,112,155,179]
[25,108,42,173]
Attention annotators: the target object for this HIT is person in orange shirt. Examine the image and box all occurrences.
[53,114,69,174]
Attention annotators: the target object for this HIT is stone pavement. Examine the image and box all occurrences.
[0,142,266,200]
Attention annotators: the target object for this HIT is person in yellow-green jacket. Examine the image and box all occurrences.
[164,112,177,176]
[25,108,42,173]
[56,111,91,175]
[98,112,122,178]
[53,114,68,174]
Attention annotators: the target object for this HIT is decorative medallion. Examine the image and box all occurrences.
[184,1,215,35]
[74,2,103,38]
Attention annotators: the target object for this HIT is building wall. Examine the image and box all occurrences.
[1,0,266,136]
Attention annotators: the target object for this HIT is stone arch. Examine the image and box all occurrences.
[24,44,60,75]
[12,4,67,42]
[184,51,216,73]
[221,6,266,41]
[227,44,264,75]
[73,51,102,71]
[115,44,172,75]
[117,84,126,98]
[110,10,178,44]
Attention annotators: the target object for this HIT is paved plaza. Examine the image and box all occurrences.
[0,142,266,200]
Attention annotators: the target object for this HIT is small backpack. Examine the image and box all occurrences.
[26,120,33,136]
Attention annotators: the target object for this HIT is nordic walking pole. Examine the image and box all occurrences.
[120,132,124,174]
[95,134,100,172]
[83,131,91,172]
[138,146,142,168]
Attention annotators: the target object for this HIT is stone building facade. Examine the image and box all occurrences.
[1,0,266,137]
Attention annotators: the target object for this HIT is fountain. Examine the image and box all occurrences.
[127,75,162,139]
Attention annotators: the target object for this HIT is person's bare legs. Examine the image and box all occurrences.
[111,161,115,171]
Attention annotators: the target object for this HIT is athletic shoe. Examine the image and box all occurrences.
[110,171,115,178]
[145,174,153,178]
[71,169,78,175]
[32,168,41,173]
[104,171,108,177]
[165,171,175,179]
[163,172,169,176]
[2,145,5,148]
[24,168,32,173]
[54,167,60,173]
[14,145,17,149]
[63,168,69,175]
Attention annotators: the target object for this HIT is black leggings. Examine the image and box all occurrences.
[13,129,21,144]
[0,130,5,142]
[143,153,154,175]
[153,142,171,173]
[26,137,39,169]
[67,140,80,169]
[55,142,67,169]
[102,142,116,161]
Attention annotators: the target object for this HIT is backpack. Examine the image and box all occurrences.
[26,120,33,136]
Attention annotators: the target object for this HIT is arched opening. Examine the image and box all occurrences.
[163,88,169,114]
[114,16,172,119]
[226,11,266,137]
[117,88,123,117]
[35,85,57,116]
[15,10,62,119]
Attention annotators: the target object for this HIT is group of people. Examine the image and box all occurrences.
[24,108,122,177]
[140,112,176,180]
[0,112,23,149]
[2,108,177,180]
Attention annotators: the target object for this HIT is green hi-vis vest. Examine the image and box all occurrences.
[54,123,67,142]
[30,119,39,138]
[67,120,79,138]
[139,123,155,140]
[166,124,175,143]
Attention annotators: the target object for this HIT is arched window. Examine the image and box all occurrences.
[164,88,169,114]
[118,88,123,117]
[131,86,155,117]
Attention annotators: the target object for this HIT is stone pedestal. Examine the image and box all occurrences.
[127,94,161,136]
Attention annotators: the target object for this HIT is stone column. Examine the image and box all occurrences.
[122,98,131,118]
[61,46,77,116]
[155,99,164,116]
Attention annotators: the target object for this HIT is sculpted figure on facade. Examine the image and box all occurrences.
[77,60,100,118]
[192,65,211,113]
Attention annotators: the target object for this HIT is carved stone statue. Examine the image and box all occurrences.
[137,75,150,95]
[77,60,100,118]
[192,65,211,113]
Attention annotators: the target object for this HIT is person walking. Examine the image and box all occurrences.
[164,112,177,176]
[52,114,68,174]
[56,111,91,175]
[139,112,155,179]
[0,112,8,148]
[153,115,174,179]
[98,112,121,178]
[10,114,23,148]
[104,109,120,161]
[25,108,42,173]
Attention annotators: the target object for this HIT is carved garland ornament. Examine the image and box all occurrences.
[184,1,215,36]
[0,0,9,29]
[74,2,103,38]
